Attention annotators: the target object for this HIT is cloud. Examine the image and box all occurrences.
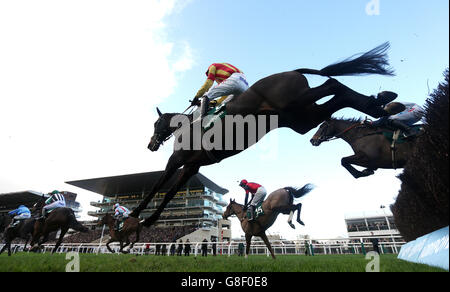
[0,0,193,219]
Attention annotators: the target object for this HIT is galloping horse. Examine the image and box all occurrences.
[131,43,396,226]
[30,196,88,254]
[98,213,143,254]
[0,217,36,256]
[310,118,421,178]
[223,184,314,259]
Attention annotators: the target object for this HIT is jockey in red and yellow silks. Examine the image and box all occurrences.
[192,63,249,117]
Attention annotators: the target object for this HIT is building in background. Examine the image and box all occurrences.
[66,170,231,242]
[345,208,405,253]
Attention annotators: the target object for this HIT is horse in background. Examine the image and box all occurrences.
[30,196,88,254]
[223,184,314,259]
[0,217,36,256]
[310,118,421,178]
[98,213,143,254]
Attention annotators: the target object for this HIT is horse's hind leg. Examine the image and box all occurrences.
[52,227,68,254]
[296,203,305,226]
[302,79,391,118]
[129,229,141,250]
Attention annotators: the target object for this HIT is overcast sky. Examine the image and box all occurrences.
[1,0,448,240]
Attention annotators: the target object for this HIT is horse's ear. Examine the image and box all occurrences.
[156,107,162,117]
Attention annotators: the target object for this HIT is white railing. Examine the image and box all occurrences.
[0,236,406,256]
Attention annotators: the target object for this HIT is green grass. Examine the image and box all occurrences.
[0,253,446,272]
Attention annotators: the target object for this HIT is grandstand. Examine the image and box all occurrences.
[345,208,405,253]
[66,170,232,243]
[0,190,82,218]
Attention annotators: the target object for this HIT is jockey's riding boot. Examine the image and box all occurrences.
[115,219,121,231]
[388,119,415,138]
[200,96,210,118]
[375,91,398,106]
[248,206,255,221]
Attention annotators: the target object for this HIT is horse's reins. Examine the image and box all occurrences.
[154,104,195,147]
[319,123,362,142]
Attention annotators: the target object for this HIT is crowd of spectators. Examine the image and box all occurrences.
[44,225,198,244]
[347,220,394,232]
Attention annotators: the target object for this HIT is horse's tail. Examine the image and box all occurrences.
[68,210,89,233]
[285,184,315,199]
[295,42,394,77]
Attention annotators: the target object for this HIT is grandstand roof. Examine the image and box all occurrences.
[0,190,44,212]
[65,170,229,196]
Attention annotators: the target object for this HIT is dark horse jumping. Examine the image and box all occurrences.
[98,213,143,254]
[30,196,89,254]
[223,184,314,259]
[310,118,421,178]
[131,42,396,226]
[0,215,36,256]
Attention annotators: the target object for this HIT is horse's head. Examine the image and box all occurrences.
[148,107,179,152]
[223,199,237,220]
[98,213,114,226]
[310,119,336,146]
[31,195,46,214]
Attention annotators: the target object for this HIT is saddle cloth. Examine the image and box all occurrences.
[246,202,265,220]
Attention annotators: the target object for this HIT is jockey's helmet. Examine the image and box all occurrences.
[114,203,120,209]
[239,179,248,187]
[384,102,406,115]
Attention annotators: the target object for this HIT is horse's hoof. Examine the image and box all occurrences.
[298,220,305,226]
[288,222,296,229]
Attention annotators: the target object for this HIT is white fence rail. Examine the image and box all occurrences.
[0,236,406,256]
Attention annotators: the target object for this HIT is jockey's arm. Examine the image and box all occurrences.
[195,79,214,99]
[194,65,217,98]
[8,209,18,216]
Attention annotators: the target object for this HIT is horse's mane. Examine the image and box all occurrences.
[330,116,364,124]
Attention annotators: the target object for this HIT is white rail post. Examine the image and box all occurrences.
[194,242,199,257]
[97,224,106,255]
[228,241,233,257]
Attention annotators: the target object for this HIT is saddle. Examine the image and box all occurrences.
[382,125,424,143]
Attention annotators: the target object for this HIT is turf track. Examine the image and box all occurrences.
[0,253,446,272]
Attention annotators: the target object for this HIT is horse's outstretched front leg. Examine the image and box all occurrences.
[260,232,276,260]
[245,233,252,259]
[0,242,8,255]
[341,153,374,179]
[143,165,200,227]
[106,239,115,253]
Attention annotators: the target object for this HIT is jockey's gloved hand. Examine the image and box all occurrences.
[362,119,373,126]
[191,97,200,106]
